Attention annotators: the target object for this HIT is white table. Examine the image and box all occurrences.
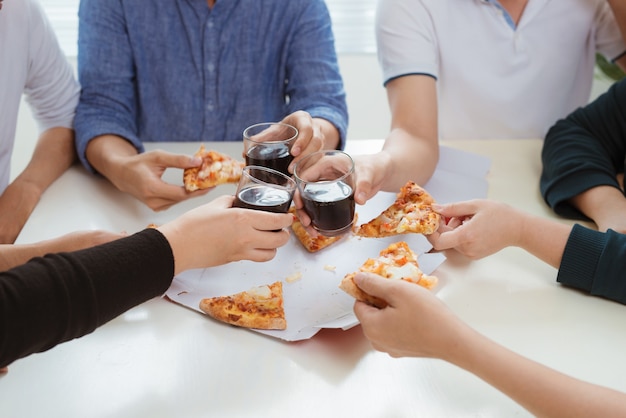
[2,139,624,418]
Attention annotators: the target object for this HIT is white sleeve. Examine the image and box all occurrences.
[375,0,438,85]
[23,0,80,133]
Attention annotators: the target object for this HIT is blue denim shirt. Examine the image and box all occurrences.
[75,0,348,172]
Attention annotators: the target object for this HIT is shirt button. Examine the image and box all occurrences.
[207,104,215,111]
[207,63,215,72]
[207,21,214,29]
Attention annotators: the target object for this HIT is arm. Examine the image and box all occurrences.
[0,230,125,272]
[429,200,570,268]
[76,1,206,211]
[0,128,75,243]
[282,0,348,153]
[430,199,626,304]
[85,135,206,211]
[353,274,626,418]
[0,195,293,369]
[0,1,80,243]
[540,79,626,230]
[353,75,439,204]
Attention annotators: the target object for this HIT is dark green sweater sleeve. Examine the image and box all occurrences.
[540,79,626,220]
[0,228,175,368]
[557,224,626,304]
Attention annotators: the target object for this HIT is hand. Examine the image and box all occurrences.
[91,140,209,211]
[428,200,524,259]
[279,111,331,171]
[158,195,294,274]
[353,273,468,360]
[110,149,210,211]
[352,152,393,205]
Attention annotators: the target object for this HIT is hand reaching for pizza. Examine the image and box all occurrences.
[427,199,526,259]
[157,195,293,275]
[353,272,468,359]
[85,136,210,211]
[351,153,392,205]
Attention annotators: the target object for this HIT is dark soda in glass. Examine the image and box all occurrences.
[300,180,354,236]
[233,184,293,213]
[245,144,293,177]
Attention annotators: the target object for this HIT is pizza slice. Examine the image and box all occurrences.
[199,281,286,330]
[354,181,440,237]
[289,207,343,253]
[183,145,245,192]
[339,241,437,308]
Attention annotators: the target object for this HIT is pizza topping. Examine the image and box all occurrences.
[183,145,245,191]
[199,281,286,330]
[339,241,437,308]
[354,182,440,237]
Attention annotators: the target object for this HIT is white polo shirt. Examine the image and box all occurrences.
[0,0,79,193]
[376,0,626,140]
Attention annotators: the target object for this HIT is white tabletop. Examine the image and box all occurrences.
[2,139,624,418]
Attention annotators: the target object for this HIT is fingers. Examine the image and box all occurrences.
[430,226,465,251]
[353,272,399,306]
[432,200,480,219]
[283,111,314,157]
[146,186,210,211]
[150,150,202,169]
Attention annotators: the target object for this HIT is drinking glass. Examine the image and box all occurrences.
[233,166,296,213]
[243,122,298,177]
[293,150,355,237]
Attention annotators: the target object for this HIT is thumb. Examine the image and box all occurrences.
[355,180,375,205]
[354,272,396,304]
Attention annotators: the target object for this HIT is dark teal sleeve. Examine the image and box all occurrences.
[557,225,626,304]
[540,79,626,220]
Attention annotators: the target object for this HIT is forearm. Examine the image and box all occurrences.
[13,127,76,198]
[451,327,626,418]
[515,210,570,268]
[85,134,138,180]
[381,129,439,190]
[570,186,626,232]
[0,128,77,243]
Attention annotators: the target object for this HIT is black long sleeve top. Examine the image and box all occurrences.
[540,78,626,220]
[541,78,626,304]
[0,229,174,368]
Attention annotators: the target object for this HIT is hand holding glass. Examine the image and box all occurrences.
[294,150,355,237]
[243,122,299,176]
[233,166,296,213]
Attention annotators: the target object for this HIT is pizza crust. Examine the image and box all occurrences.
[289,208,343,252]
[199,281,286,330]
